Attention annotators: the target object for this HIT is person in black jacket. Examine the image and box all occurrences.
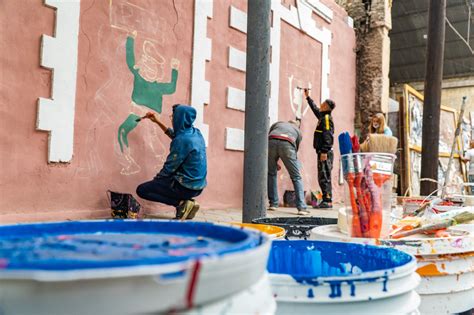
[304,89,336,208]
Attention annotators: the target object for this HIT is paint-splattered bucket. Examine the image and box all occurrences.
[267,240,420,314]
[252,217,337,239]
[311,224,474,314]
[0,220,274,315]
[230,223,286,239]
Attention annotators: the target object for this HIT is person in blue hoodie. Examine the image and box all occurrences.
[137,105,207,220]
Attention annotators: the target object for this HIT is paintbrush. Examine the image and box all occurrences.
[135,115,147,122]
[350,135,370,237]
[339,132,362,237]
[391,211,474,239]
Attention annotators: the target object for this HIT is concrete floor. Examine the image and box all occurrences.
[145,206,339,223]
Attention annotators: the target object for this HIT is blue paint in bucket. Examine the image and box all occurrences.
[0,220,264,271]
[267,240,414,298]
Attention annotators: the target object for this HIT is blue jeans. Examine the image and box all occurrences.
[268,139,306,210]
[136,176,202,208]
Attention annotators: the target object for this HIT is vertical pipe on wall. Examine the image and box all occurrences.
[242,0,271,223]
[420,0,446,196]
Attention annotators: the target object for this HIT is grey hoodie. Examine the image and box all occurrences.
[268,121,302,151]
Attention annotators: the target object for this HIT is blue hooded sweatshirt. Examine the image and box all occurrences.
[157,105,207,190]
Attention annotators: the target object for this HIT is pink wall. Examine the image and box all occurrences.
[0,0,355,223]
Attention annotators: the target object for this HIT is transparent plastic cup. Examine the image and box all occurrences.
[341,153,396,239]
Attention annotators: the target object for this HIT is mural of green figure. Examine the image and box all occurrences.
[118,34,179,153]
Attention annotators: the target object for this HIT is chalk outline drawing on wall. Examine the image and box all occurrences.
[37,0,81,163]
[289,75,311,120]
[117,33,179,175]
[211,0,332,151]
[106,0,180,175]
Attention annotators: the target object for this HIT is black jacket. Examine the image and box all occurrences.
[306,96,334,153]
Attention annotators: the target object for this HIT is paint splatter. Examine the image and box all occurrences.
[307,288,315,298]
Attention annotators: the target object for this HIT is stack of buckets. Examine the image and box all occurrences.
[0,220,275,315]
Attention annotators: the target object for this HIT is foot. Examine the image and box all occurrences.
[186,200,200,220]
[318,201,333,209]
[175,200,188,220]
[268,206,278,211]
[175,200,196,220]
[297,209,310,215]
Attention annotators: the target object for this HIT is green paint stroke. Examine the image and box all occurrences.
[118,113,141,152]
[117,37,179,153]
[126,37,178,114]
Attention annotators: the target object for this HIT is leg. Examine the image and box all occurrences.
[279,142,306,210]
[267,140,280,208]
[136,176,181,207]
[118,113,141,152]
[469,175,474,195]
[318,151,333,203]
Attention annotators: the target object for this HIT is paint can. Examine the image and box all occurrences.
[311,224,474,314]
[230,223,286,239]
[252,217,337,239]
[267,240,420,314]
[0,220,273,315]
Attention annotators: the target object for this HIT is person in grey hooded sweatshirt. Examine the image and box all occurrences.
[267,120,309,215]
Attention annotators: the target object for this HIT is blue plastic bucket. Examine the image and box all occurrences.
[0,220,273,314]
[268,240,420,314]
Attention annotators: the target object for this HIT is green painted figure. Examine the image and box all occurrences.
[118,35,179,152]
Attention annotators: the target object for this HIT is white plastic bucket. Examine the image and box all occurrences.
[311,224,474,314]
[0,220,273,315]
[183,273,276,315]
[268,240,420,315]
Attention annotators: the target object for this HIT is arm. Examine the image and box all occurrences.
[145,112,174,139]
[159,68,179,95]
[126,36,138,73]
[295,128,302,151]
[306,96,322,119]
[157,138,187,178]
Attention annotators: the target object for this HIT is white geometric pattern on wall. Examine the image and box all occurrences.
[37,0,81,163]
[191,0,213,146]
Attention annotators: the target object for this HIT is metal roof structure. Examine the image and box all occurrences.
[390,0,474,84]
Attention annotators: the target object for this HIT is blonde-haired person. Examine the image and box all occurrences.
[369,113,393,136]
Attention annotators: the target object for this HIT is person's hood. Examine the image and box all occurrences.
[172,105,196,134]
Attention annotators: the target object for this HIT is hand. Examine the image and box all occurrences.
[145,112,159,123]
[277,163,282,171]
[171,58,180,69]
[320,153,328,161]
[304,88,310,98]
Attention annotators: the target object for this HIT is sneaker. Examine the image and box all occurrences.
[180,200,196,220]
[185,200,200,220]
[318,201,333,209]
[175,201,187,220]
[297,209,310,215]
[268,206,278,211]
[175,200,194,220]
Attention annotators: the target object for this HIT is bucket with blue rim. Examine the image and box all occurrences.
[0,220,275,315]
[267,240,420,315]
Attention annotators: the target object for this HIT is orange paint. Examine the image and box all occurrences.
[416,263,447,276]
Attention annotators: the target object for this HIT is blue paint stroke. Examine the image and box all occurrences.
[0,220,265,271]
